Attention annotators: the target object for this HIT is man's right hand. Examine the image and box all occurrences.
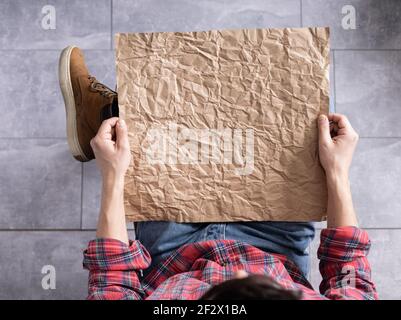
[317,113,359,180]
[317,113,359,228]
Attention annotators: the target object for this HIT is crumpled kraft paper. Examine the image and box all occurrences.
[115,27,329,222]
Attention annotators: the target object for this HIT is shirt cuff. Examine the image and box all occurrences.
[83,238,151,271]
[318,226,371,262]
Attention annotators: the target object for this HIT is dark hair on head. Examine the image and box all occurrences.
[201,274,302,300]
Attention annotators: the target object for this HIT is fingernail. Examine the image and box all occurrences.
[318,114,326,122]
[119,119,126,127]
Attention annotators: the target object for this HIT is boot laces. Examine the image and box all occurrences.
[88,76,116,99]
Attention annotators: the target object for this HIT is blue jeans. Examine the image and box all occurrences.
[135,221,315,278]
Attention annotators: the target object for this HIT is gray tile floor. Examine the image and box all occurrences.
[0,0,399,299]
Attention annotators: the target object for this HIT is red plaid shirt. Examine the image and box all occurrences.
[83,226,378,300]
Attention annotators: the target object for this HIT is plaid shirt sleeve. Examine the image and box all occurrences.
[83,238,151,300]
[318,226,378,300]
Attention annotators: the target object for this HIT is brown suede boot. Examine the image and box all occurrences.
[59,46,118,162]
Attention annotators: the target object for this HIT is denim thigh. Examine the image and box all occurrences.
[225,221,315,277]
[135,221,216,277]
[136,221,315,278]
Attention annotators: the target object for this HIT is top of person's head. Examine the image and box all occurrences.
[201,274,302,300]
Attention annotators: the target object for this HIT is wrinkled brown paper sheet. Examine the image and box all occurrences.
[116,27,329,222]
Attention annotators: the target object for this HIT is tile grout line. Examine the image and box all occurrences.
[0,137,67,140]
[300,0,303,27]
[0,49,114,52]
[0,229,98,232]
[110,0,112,49]
[359,137,401,139]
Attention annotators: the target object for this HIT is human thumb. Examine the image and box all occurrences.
[116,119,129,150]
[318,114,331,145]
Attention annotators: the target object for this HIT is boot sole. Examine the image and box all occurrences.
[58,45,89,162]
